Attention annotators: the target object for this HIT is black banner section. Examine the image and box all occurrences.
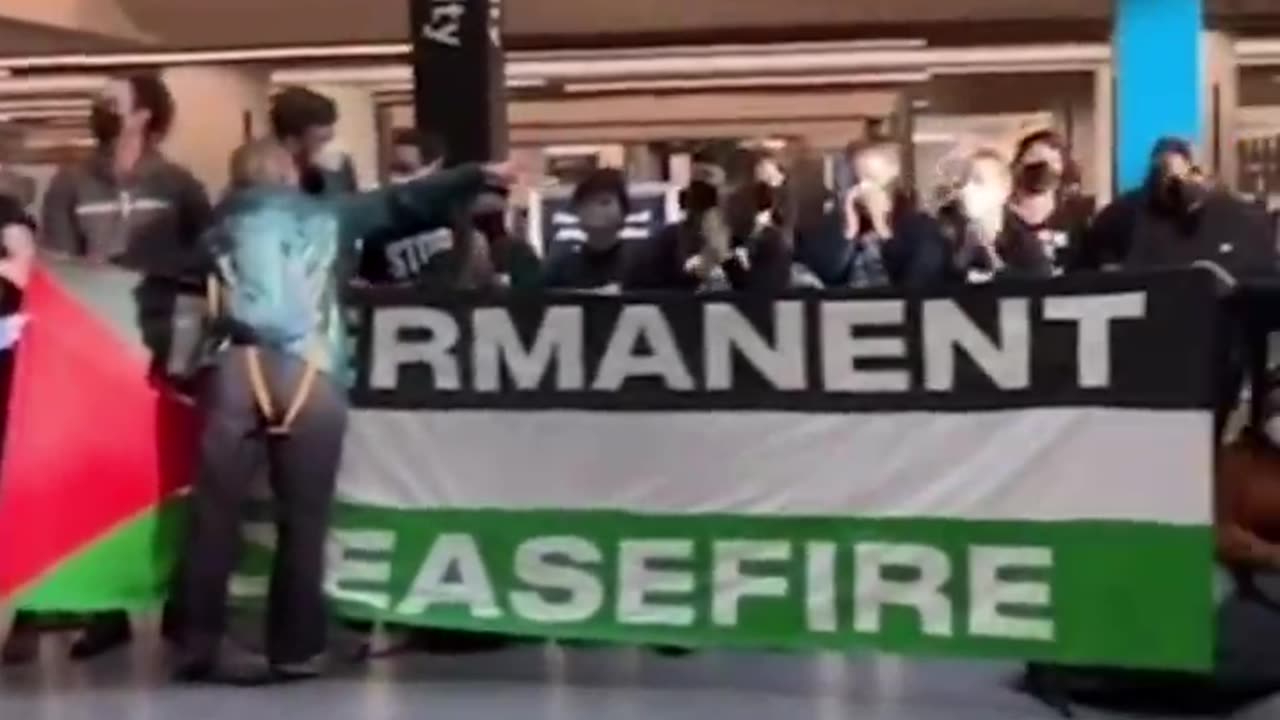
[349,271,1218,412]
[410,0,507,164]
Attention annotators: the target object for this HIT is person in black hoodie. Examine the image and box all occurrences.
[1076,137,1276,440]
[1007,130,1093,272]
[357,129,462,289]
[795,140,946,289]
[1076,137,1275,277]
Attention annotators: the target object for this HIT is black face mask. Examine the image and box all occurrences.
[680,180,720,216]
[1017,161,1060,194]
[299,165,327,196]
[752,181,778,213]
[90,106,122,145]
[473,211,507,241]
[722,182,775,237]
[1157,176,1208,215]
[389,160,419,176]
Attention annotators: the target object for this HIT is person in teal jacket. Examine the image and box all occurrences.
[176,139,513,685]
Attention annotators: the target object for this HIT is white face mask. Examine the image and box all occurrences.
[311,141,347,173]
[855,152,900,189]
[959,182,1007,222]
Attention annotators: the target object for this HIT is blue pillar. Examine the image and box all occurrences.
[1113,0,1203,191]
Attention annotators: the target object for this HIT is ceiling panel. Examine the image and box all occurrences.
[111,0,1116,51]
[0,17,144,55]
[2,0,1277,57]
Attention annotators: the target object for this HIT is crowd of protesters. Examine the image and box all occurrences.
[0,69,1277,685]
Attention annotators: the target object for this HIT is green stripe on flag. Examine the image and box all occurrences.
[15,502,1213,671]
[14,501,186,612]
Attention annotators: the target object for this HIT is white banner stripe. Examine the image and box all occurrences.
[338,408,1211,525]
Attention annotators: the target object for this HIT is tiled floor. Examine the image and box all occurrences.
[2,622,1277,720]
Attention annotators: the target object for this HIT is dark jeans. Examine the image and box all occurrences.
[181,347,347,665]
[134,275,210,386]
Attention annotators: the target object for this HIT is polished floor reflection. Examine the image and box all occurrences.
[2,622,1277,720]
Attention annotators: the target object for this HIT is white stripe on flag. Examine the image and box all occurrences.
[338,408,1211,525]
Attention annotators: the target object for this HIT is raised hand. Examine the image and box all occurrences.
[860,184,893,237]
[841,185,861,241]
[481,161,519,186]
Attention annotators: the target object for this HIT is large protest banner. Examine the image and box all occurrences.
[0,266,1217,672]
[325,272,1217,670]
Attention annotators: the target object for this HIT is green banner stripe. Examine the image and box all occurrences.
[311,507,1213,671]
[20,503,1213,672]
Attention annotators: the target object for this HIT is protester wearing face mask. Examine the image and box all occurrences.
[1007,130,1091,272]
[450,188,541,292]
[1078,137,1274,277]
[35,72,211,663]
[542,169,641,292]
[356,129,456,287]
[642,148,793,292]
[941,149,1054,283]
[755,151,788,194]
[1076,138,1276,442]
[270,87,356,198]
[387,128,443,184]
[795,140,946,289]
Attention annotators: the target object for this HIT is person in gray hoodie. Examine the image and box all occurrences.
[38,72,212,661]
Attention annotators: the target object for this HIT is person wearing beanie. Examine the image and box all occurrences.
[1076,136,1277,440]
[1075,136,1273,277]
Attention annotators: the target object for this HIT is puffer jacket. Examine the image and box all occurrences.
[206,164,487,385]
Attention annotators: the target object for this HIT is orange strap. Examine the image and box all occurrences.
[210,272,320,436]
[245,345,320,436]
[206,273,222,319]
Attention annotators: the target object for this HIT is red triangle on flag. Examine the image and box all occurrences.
[0,266,199,601]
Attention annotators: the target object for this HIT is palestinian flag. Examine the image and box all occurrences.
[0,259,199,610]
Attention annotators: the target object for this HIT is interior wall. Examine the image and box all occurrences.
[388,88,893,150]
[162,64,270,196]
[1238,67,1280,143]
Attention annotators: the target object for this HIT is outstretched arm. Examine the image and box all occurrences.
[335,164,498,245]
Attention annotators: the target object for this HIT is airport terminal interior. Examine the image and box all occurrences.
[3,1,1280,718]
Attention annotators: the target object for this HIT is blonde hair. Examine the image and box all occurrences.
[965,147,1012,186]
[228,139,296,189]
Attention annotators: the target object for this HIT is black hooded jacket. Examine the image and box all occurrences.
[1077,186,1276,279]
